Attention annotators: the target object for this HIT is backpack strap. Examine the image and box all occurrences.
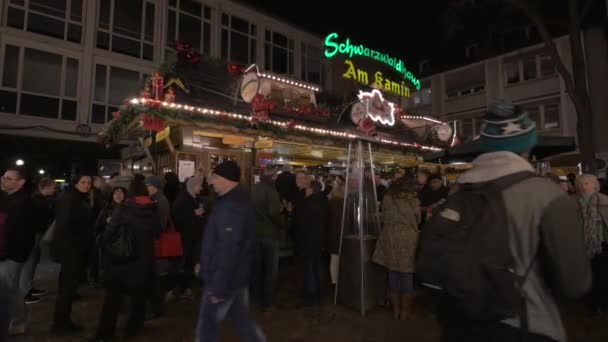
[490,171,537,191]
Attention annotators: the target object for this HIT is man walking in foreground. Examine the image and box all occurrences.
[417,99,591,342]
[196,160,266,342]
[0,167,34,336]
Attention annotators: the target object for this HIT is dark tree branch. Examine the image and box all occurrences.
[506,0,579,107]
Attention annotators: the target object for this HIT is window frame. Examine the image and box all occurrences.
[220,12,257,65]
[166,1,212,56]
[265,30,294,76]
[0,42,80,121]
[90,61,148,124]
[4,0,84,44]
[301,42,324,86]
[96,0,156,61]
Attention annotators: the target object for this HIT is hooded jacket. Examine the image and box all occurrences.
[458,151,591,342]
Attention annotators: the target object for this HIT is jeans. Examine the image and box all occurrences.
[302,255,322,306]
[20,235,42,294]
[196,288,266,342]
[0,260,27,327]
[252,238,279,307]
[388,271,414,293]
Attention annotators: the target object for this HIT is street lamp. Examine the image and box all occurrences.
[39,169,45,175]
[15,159,24,166]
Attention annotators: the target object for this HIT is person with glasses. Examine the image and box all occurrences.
[0,167,35,336]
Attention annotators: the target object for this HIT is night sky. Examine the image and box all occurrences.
[240,0,448,67]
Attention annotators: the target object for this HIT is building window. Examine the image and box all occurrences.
[543,103,560,129]
[6,0,83,43]
[0,44,79,120]
[522,101,561,131]
[97,0,155,61]
[522,56,537,81]
[301,43,322,85]
[409,88,431,107]
[264,31,293,75]
[167,0,212,56]
[504,53,556,85]
[539,55,555,77]
[504,61,520,84]
[220,13,256,65]
[91,64,146,123]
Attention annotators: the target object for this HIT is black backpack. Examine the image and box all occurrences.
[103,207,135,265]
[415,171,536,322]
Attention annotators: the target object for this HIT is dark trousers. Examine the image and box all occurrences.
[96,282,146,339]
[0,281,9,342]
[180,233,201,292]
[302,255,322,306]
[53,255,87,327]
[196,289,265,342]
[252,238,279,307]
[590,248,608,312]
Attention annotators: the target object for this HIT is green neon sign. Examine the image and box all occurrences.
[324,32,421,90]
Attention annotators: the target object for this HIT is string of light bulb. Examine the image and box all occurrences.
[129,98,441,151]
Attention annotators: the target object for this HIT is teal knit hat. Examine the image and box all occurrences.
[480,98,537,154]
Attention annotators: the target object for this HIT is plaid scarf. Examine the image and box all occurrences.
[580,193,604,259]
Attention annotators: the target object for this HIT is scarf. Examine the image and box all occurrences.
[579,193,604,258]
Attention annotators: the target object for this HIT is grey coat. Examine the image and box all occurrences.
[458,151,591,342]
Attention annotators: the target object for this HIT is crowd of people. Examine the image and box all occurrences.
[0,100,607,342]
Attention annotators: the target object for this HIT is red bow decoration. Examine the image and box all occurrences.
[286,119,296,129]
[175,41,201,67]
[357,117,376,136]
[227,63,245,75]
[111,111,120,120]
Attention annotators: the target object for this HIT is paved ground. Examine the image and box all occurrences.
[8,256,608,342]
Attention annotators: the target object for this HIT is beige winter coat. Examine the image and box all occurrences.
[372,192,420,273]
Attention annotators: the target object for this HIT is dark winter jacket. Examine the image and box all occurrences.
[94,203,119,235]
[51,188,94,262]
[200,186,256,298]
[0,188,35,262]
[31,192,55,234]
[172,190,205,238]
[101,196,161,291]
[292,191,329,257]
[251,176,283,240]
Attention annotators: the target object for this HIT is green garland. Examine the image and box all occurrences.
[99,102,427,155]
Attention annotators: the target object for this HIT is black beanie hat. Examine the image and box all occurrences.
[214,160,241,182]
